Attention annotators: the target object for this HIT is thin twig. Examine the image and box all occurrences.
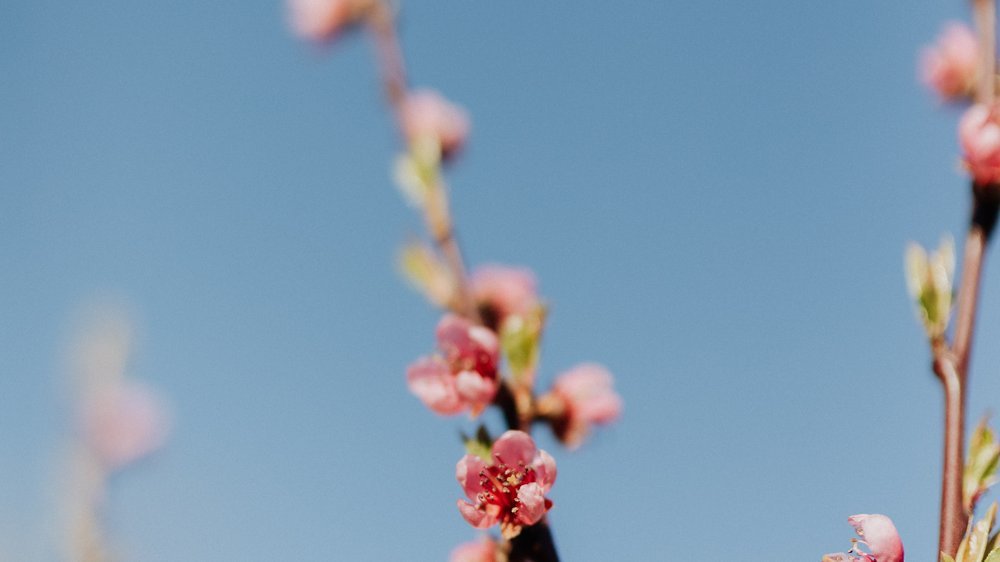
[366,0,480,322]
[934,353,967,557]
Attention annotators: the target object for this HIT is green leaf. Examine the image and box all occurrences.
[499,306,546,383]
[984,549,1000,562]
[959,502,997,562]
[460,425,493,461]
[943,554,957,562]
[966,418,1000,511]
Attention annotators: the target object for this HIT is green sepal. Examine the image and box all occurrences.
[460,425,493,461]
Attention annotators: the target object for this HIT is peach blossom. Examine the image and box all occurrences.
[959,103,1000,185]
[456,431,556,539]
[545,363,622,448]
[407,314,500,415]
[288,0,368,42]
[921,22,978,100]
[823,514,903,562]
[83,380,169,470]
[401,90,470,159]
[470,264,539,331]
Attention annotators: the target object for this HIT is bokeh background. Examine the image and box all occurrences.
[2,0,996,560]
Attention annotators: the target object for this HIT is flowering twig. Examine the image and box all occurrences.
[366,0,479,322]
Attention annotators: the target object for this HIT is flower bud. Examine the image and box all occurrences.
[904,235,954,340]
[401,90,470,160]
[288,0,372,43]
[920,22,978,100]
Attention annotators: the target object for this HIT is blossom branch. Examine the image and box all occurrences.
[366,1,480,322]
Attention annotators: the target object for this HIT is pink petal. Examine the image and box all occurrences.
[436,314,498,377]
[450,539,496,562]
[458,500,497,529]
[492,430,537,467]
[454,370,498,408]
[406,357,463,415]
[534,449,558,492]
[848,514,904,562]
[514,482,548,526]
[456,454,487,499]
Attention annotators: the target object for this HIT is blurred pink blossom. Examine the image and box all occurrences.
[456,430,556,539]
[546,363,622,448]
[921,22,978,100]
[449,537,499,562]
[288,0,368,42]
[822,514,903,562]
[470,264,539,330]
[83,380,169,471]
[401,89,470,159]
[960,103,1000,185]
[407,314,499,415]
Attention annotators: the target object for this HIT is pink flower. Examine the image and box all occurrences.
[287,0,369,42]
[407,314,500,415]
[449,537,499,562]
[544,363,622,448]
[960,103,1000,185]
[82,380,170,470]
[401,90,470,159]
[823,514,904,562]
[456,430,557,539]
[920,22,978,100]
[470,265,539,331]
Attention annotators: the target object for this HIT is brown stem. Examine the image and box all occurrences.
[934,354,967,558]
[974,0,996,104]
[936,191,998,558]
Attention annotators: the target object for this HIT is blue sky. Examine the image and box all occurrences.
[2,0,997,560]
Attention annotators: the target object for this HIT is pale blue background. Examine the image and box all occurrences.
[1,1,996,560]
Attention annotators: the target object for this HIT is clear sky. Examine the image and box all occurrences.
[2,1,997,560]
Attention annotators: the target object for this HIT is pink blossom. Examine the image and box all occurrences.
[456,430,557,539]
[470,264,539,331]
[921,22,978,100]
[407,314,500,415]
[823,514,904,562]
[82,380,170,470]
[545,363,622,448]
[960,103,1000,185]
[288,0,368,42]
[401,90,470,159]
[449,537,499,562]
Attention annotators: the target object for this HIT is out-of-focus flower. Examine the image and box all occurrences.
[470,265,539,332]
[904,235,954,340]
[287,0,371,42]
[822,514,904,562]
[960,103,1000,186]
[407,314,500,415]
[456,431,556,539]
[401,89,470,160]
[538,363,622,448]
[450,537,501,562]
[82,379,170,471]
[921,22,979,100]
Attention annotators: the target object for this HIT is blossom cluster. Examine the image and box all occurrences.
[288,1,624,556]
